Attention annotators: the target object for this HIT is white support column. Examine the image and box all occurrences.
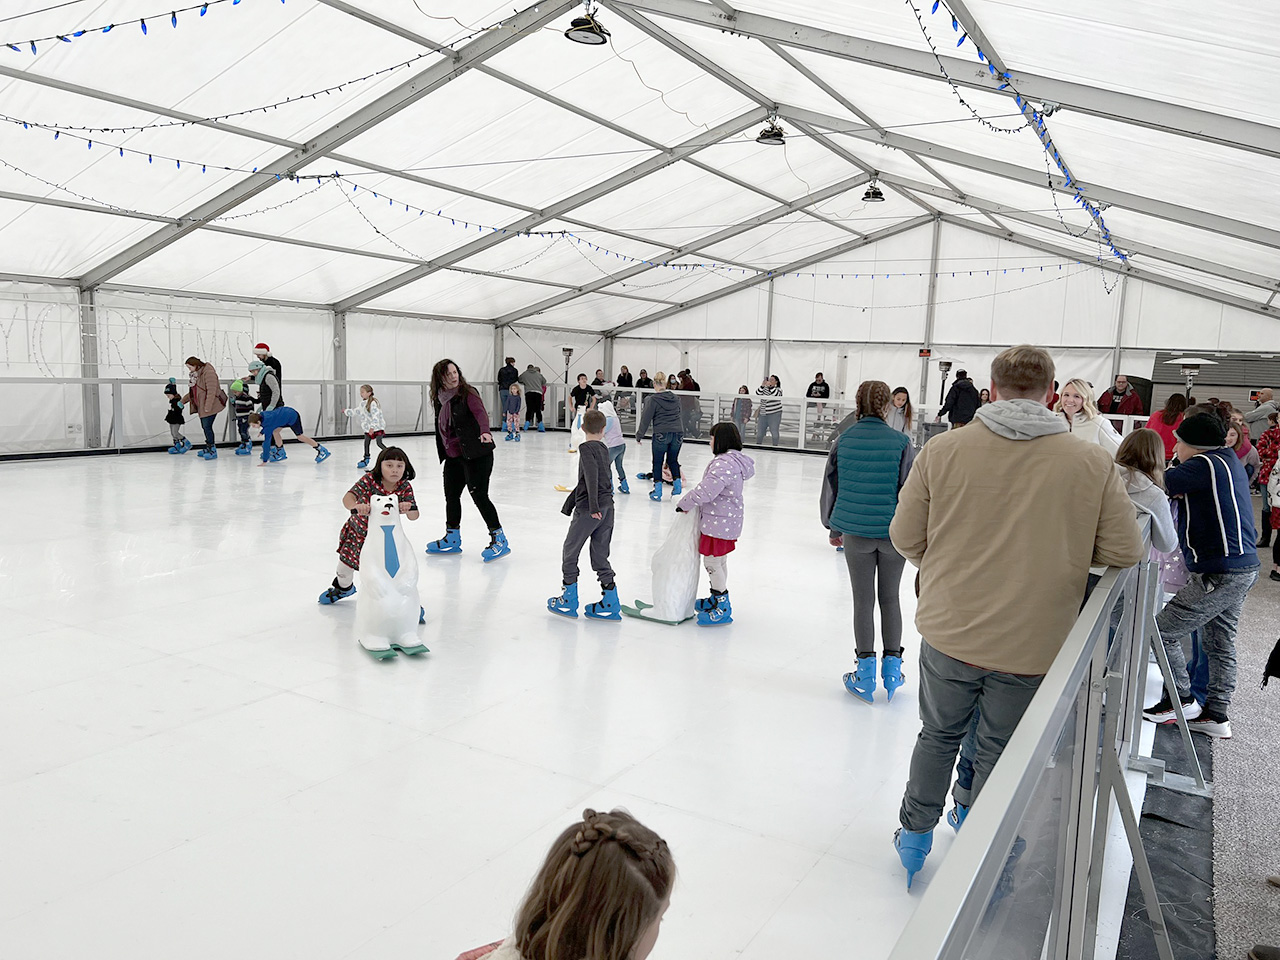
[763,278,776,378]
[79,287,101,448]
[333,310,348,434]
[1110,275,1130,382]
[603,336,615,383]
[921,217,941,405]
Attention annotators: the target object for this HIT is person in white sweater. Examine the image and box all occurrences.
[1056,378,1122,454]
[344,384,388,470]
[1115,428,1177,553]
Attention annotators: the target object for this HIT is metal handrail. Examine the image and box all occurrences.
[887,518,1168,960]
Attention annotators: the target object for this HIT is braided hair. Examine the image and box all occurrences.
[515,808,675,960]
[855,380,892,420]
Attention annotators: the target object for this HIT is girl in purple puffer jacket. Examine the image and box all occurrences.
[676,421,755,626]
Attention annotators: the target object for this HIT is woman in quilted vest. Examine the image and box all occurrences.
[821,380,917,704]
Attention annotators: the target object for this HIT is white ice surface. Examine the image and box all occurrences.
[0,435,1137,960]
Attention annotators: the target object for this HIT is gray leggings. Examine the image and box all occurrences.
[842,535,906,656]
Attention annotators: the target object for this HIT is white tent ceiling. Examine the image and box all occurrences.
[1,0,1277,335]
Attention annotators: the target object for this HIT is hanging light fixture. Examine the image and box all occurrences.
[862,180,886,202]
[756,117,785,146]
[565,4,610,44]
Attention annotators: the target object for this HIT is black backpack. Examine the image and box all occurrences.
[1264,636,1280,689]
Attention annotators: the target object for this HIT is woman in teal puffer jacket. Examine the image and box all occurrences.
[820,380,917,704]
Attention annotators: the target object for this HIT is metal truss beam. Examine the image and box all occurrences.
[608,215,933,336]
[493,172,871,326]
[75,0,579,290]
[943,216,1277,321]
[332,108,768,311]
[876,174,1280,293]
[316,2,859,245]
[780,105,1280,252]
[612,0,1280,161]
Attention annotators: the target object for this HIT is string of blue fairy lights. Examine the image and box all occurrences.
[904,0,1128,268]
[4,0,272,54]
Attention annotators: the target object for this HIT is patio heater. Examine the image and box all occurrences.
[1163,357,1217,399]
[561,345,574,427]
[936,359,953,406]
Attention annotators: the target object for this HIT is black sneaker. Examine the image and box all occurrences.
[1187,711,1232,739]
[1142,694,1202,724]
[1270,570,1280,582]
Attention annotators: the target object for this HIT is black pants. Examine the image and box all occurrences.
[363,434,387,460]
[525,392,544,424]
[1261,501,1272,544]
[442,452,501,531]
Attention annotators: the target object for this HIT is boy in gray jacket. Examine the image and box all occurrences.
[548,409,620,620]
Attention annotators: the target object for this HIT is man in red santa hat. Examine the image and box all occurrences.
[252,342,281,387]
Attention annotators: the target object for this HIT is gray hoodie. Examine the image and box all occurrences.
[636,390,684,439]
[1121,468,1177,553]
[973,398,1069,440]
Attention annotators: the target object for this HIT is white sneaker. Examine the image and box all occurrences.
[1187,714,1231,739]
[1142,695,1202,723]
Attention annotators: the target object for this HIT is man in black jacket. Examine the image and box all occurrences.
[937,370,981,428]
[497,357,519,393]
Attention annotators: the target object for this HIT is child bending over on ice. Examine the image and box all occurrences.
[676,421,755,626]
[249,407,330,465]
[319,447,418,604]
[453,808,673,960]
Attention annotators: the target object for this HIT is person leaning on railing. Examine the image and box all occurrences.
[886,344,1145,890]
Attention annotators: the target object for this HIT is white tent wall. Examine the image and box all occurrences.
[502,324,606,399]
[344,312,493,433]
[0,280,84,450]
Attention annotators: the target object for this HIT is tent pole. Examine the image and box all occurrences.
[763,278,775,380]
[79,287,101,449]
[921,217,941,406]
[1111,275,1130,382]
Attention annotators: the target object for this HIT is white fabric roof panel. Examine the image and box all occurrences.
[517,292,664,331]
[968,0,1280,127]
[0,0,1274,333]
[110,230,413,304]
[359,268,558,317]
[0,199,154,278]
[482,26,757,145]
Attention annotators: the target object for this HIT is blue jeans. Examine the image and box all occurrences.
[756,410,781,446]
[651,432,682,480]
[608,444,626,482]
[200,414,216,447]
[236,416,250,442]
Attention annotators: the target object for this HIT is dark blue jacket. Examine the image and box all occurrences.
[821,415,915,539]
[1167,447,1259,574]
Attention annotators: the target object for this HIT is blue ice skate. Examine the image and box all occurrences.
[618,477,629,494]
[197,446,218,460]
[356,457,369,470]
[696,591,732,626]
[946,803,969,833]
[843,656,877,703]
[425,528,462,555]
[672,478,682,495]
[649,482,663,502]
[894,827,933,890]
[168,439,188,454]
[523,420,531,431]
[314,445,331,464]
[585,586,622,621]
[537,422,545,432]
[482,528,511,562]
[548,582,579,618]
[881,654,905,702]
[318,578,356,604]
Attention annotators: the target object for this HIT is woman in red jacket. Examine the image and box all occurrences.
[1144,393,1187,462]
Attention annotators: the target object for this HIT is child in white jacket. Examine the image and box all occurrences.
[344,384,387,470]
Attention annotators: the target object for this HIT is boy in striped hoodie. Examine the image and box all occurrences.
[1143,412,1260,739]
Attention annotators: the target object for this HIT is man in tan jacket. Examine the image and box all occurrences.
[887,345,1144,889]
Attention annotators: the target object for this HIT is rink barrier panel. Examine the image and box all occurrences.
[887,520,1180,960]
[0,377,1152,459]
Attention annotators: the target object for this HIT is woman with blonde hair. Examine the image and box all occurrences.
[1056,378,1121,454]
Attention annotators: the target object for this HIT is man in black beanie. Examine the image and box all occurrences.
[1143,412,1259,739]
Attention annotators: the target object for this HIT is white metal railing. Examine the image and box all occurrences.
[0,374,1158,458]
[886,519,1195,960]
